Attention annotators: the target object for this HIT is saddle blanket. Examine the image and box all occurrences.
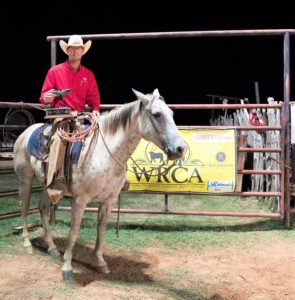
[27,123,86,163]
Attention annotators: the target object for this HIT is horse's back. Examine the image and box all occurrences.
[13,123,45,178]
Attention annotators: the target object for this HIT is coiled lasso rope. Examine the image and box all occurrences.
[56,112,98,143]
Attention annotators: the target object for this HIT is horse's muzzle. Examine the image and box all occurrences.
[166,140,188,160]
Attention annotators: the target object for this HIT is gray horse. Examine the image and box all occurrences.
[13,88,187,280]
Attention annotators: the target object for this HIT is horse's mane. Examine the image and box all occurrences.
[100,100,141,135]
[81,101,140,168]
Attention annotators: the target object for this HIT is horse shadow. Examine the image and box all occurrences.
[31,236,153,286]
[30,236,208,299]
[107,218,289,232]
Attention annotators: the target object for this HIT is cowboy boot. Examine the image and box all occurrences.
[47,176,67,204]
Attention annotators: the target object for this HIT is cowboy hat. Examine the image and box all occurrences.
[59,35,92,55]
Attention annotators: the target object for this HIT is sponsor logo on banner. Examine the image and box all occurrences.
[207,180,234,192]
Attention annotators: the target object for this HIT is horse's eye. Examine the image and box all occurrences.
[153,112,161,118]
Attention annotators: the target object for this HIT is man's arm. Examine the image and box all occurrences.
[40,69,57,105]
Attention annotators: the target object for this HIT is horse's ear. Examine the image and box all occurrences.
[153,88,160,97]
[132,88,145,99]
[132,88,149,106]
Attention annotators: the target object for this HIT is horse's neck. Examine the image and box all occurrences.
[96,101,143,164]
[100,123,141,164]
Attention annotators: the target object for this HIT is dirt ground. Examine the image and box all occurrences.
[0,237,294,300]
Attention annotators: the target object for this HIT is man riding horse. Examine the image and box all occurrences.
[39,35,101,203]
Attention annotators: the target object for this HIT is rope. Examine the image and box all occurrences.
[56,112,98,143]
[2,101,44,143]
[3,108,35,142]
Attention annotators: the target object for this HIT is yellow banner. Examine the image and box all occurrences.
[127,129,237,193]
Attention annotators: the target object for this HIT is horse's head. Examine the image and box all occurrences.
[133,88,187,160]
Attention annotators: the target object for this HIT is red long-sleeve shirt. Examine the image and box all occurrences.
[40,60,100,112]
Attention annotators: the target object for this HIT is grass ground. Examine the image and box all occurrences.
[0,192,293,254]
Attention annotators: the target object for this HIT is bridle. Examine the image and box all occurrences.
[143,96,169,155]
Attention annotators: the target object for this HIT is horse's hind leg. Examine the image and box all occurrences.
[39,188,60,256]
[93,202,113,274]
[18,176,34,254]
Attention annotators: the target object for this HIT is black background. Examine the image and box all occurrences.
[1,2,295,125]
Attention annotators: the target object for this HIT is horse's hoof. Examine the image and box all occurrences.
[62,270,74,281]
[97,265,110,274]
[25,246,33,255]
[48,248,60,257]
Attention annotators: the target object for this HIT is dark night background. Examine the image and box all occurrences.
[1,2,295,125]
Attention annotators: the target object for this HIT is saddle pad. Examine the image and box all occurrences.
[27,124,90,163]
[27,124,51,160]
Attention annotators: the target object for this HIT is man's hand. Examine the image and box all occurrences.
[43,89,56,104]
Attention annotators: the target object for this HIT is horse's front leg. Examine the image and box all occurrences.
[39,187,60,256]
[93,202,114,274]
[62,197,87,280]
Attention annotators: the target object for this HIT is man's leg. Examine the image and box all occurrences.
[47,132,67,204]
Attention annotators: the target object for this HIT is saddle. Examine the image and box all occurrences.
[27,115,90,191]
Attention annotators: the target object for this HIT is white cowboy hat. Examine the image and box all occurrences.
[59,35,92,55]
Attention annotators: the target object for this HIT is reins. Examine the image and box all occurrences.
[98,125,177,176]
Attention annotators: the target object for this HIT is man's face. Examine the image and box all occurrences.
[67,46,84,61]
